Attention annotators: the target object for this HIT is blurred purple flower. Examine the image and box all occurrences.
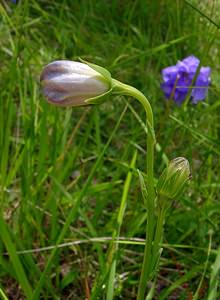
[161,55,211,105]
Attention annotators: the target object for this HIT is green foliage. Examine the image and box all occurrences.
[0,0,220,299]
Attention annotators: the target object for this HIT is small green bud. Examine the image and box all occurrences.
[157,157,191,199]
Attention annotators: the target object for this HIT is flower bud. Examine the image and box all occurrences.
[40,60,111,107]
[157,157,191,199]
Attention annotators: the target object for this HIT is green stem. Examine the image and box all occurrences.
[112,79,156,300]
[150,200,166,276]
[137,212,155,299]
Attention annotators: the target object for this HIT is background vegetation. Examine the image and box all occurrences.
[0,0,220,299]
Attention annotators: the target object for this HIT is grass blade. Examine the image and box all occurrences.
[0,217,33,299]
[32,105,128,300]
[207,246,220,300]
[107,150,137,300]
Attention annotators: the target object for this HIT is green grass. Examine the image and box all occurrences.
[0,0,220,299]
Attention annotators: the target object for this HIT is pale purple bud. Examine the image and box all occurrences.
[40,60,110,107]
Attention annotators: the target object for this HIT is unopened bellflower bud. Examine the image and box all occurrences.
[157,157,191,199]
[40,60,112,106]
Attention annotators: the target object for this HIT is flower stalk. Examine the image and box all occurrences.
[111,79,156,299]
[40,60,191,300]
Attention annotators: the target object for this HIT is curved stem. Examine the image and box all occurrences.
[112,79,156,299]
[112,79,155,201]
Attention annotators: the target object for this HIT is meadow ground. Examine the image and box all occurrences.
[0,0,220,299]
